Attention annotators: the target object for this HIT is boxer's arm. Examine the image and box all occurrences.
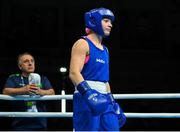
[69,39,89,85]
[106,82,111,93]
[69,39,109,115]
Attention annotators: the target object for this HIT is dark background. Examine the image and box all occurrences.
[1,0,180,131]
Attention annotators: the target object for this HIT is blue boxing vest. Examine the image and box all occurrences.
[81,36,109,82]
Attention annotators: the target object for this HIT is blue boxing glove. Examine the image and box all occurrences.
[107,93,126,128]
[114,102,126,128]
[77,81,108,115]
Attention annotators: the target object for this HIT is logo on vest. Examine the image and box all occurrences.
[96,58,105,64]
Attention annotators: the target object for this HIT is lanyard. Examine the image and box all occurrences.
[21,76,25,86]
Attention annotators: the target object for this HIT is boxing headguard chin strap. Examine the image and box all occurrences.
[84,8,115,37]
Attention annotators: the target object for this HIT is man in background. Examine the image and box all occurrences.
[3,52,55,130]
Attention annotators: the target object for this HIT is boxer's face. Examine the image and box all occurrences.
[18,54,35,74]
[101,18,113,36]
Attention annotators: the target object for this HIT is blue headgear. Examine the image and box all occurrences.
[85,8,115,37]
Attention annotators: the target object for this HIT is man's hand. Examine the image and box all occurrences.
[24,84,40,95]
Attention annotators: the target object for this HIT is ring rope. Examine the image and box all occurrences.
[1,93,180,118]
[0,112,180,118]
[1,93,180,100]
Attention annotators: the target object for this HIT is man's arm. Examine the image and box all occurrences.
[36,88,55,95]
[3,85,55,95]
[3,86,29,95]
